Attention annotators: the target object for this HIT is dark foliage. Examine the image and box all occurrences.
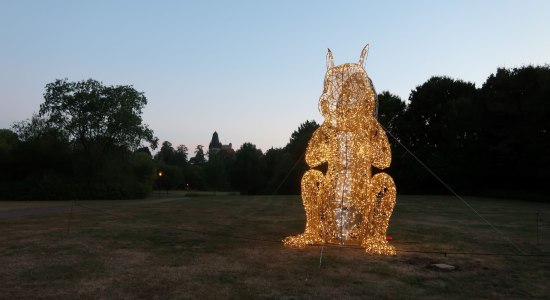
[266,120,319,194]
[2,79,157,200]
[231,143,265,194]
[2,66,549,200]
[381,66,550,199]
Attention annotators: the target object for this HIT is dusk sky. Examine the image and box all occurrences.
[1,0,549,154]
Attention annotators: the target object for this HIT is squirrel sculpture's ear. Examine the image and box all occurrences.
[358,44,369,68]
[326,48,334,69]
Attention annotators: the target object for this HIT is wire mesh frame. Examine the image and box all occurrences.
[283,45,397,255]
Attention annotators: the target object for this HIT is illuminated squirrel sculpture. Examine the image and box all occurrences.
[283,45,396,255]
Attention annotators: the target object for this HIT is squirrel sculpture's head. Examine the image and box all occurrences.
[318,45,377,130]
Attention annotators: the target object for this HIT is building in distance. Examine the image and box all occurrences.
[208,131,235,155]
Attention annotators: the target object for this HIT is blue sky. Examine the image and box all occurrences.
[1,0,549,153]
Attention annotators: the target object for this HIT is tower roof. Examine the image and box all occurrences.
[209,131,222,150]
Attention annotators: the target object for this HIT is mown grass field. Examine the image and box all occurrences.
[1,193,549,299]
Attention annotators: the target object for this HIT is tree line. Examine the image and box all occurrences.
[151,120,319,196]
[0,65,548,200]
[380,65,549,199]
[155,65,550,200]
[0,79,157,199]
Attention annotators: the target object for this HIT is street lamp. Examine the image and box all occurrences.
[158,171,163,198]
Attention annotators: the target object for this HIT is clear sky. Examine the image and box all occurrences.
[1,0,549,153]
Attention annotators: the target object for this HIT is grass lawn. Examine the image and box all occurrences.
[1,193,549,299]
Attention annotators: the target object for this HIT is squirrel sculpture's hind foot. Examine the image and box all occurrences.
[362,238,396,255]
[283,233,323,249]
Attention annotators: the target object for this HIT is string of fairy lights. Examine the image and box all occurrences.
[283,45,397,255]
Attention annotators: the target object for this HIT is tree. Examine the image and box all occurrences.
[277,120,319,194]
[396,76,479,193]
[2,78,159,199]
[135,146,152,157]
[206,150,231,191]
[377,91,406,140]
[39,78,158,153]
[479,66,550,192]
[2,126,73,199]
[231,143,265,194]
[155,162,184,191]
[190,145,206,165]
[153,141,190,190]
[286,120,319,157]
[403,76,477,151]
[174,145,189,167]
[0,129,19,159]
[262,147,285,193]
[183,145,207,190]
[12,114,52,142]
[156,141,175,164]
[186,164,207,190]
